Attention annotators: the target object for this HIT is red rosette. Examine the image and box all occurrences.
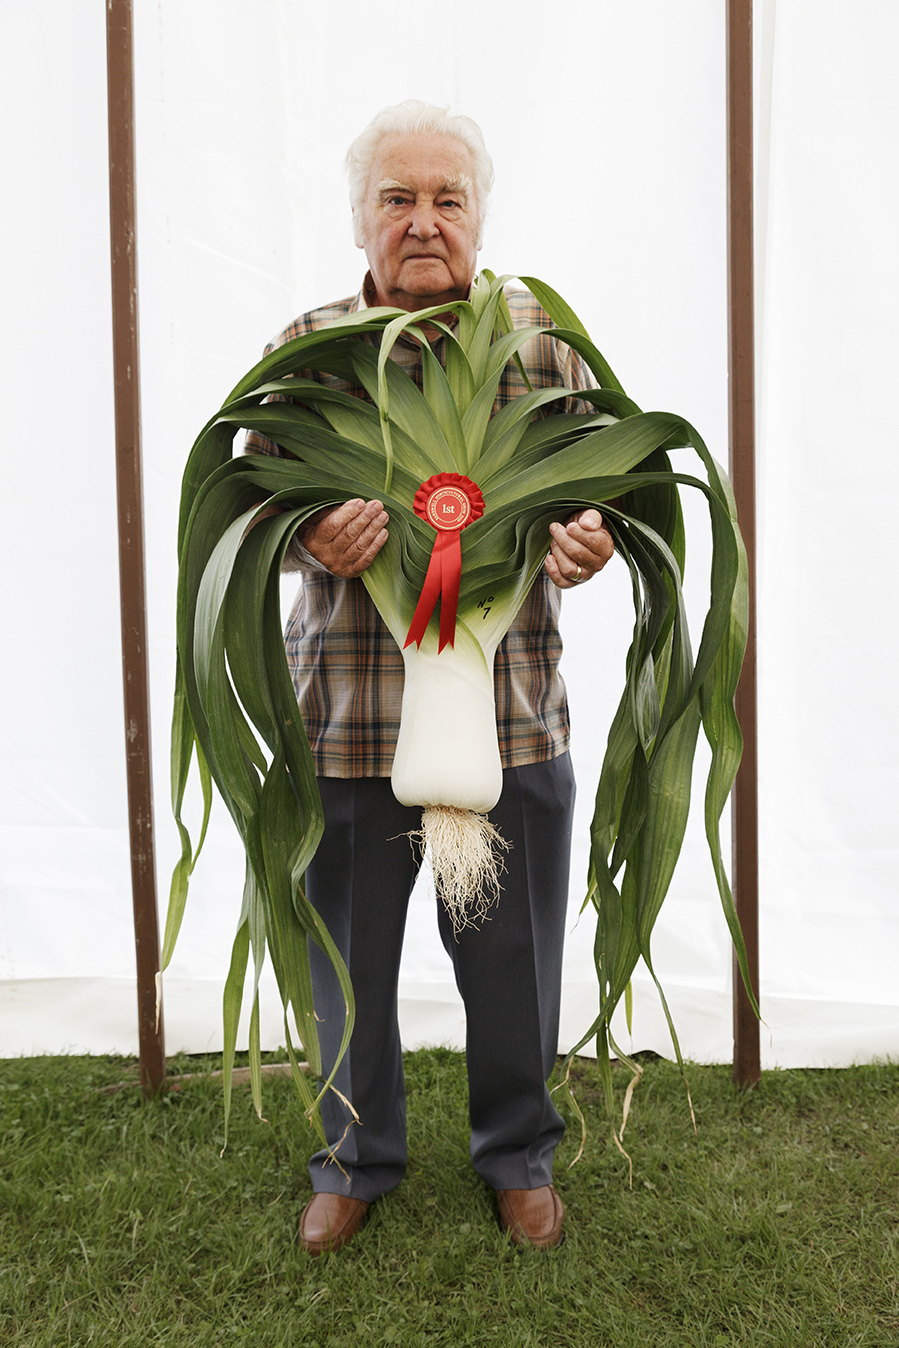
[404,473,484,652]
[413,473,485,533]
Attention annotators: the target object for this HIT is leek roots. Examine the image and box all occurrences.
[412,805,510,933]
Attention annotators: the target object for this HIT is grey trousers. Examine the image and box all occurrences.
[304,752,576,1201]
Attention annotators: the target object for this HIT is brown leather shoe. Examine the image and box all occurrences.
[297,1192,370,1255]
[495,1185,564,1249]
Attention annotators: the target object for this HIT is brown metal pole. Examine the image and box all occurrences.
[727,0,761,1087]
[106,0,166,1094]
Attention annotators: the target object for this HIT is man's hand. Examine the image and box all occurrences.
[544,508,614,589]
[300,498,389,578]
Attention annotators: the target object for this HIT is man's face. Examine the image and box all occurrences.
[356,131,481,313]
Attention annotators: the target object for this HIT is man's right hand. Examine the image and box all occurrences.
[299,498,389,578]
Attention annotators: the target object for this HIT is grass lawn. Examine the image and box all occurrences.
[1,1049,897,1346]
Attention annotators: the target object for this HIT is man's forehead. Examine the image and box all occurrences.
[368,133,475,197]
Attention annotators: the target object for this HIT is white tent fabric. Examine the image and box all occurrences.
[2,1,897,1068]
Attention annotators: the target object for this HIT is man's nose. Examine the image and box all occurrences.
[408,204,439,239]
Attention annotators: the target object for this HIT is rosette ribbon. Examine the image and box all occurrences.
[403,473,485,652]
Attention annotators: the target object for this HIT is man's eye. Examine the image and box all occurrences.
[386,196,410,207]
[439,199,461,210]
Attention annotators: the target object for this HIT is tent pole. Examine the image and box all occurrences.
[727,0,761,1086]
[106,0,165,1095]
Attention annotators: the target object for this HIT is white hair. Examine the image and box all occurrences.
[346,99,495,246]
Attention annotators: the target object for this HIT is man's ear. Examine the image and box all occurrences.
[352,208,365,248]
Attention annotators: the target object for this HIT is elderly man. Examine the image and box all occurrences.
[246,100,614,1253]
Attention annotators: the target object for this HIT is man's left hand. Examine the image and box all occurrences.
[545,509,614,589]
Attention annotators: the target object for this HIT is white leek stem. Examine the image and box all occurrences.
[391,639,506,929]
[391,643,502,812]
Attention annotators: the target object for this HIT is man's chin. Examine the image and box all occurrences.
[399,260,453,291]
[374,263,472,311]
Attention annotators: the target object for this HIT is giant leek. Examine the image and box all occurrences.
[164,270,755,1140]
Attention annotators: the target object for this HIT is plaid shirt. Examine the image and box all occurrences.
[244,277,597,778]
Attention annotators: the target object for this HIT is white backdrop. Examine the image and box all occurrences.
[2,1,897,1068]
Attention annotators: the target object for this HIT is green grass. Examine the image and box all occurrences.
[1,1049,897,1347]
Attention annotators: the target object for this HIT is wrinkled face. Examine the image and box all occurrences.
[355,131,482,312]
